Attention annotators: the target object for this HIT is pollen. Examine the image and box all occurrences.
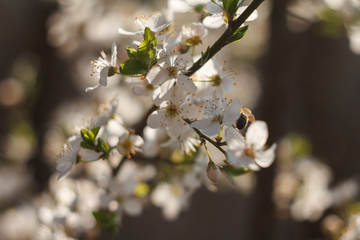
[167,66,178,78]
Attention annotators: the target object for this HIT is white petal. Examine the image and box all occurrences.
[254,144,277,168]
[147,110,166,128]
[56,160,73,181]
[106,119,127,137]
[130,135,144,147]
[226,150,259,170]
[221,75,234,92]
[206,2,223,14]
[223,98,241,125]
[147,67,169,85]
[85,84,101,92]
[99,66,109,86]
[203,15,225,29]
[225,126,246,150]
[118,27,137,36]
[202,121,221,136]
[169,0,192,12]
[153,83,176,106]
[191,118,212,130]
[174,53,193,70]
[177,74,197,93]
[111,42,117,66]
[246,121,268,150]
[179,103,198,119]
[79,148,101,161]
[168,86,186,106]
[166,116,185,138]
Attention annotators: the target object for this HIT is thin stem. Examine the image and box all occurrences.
[184,119,227,156]
[185,0,265,77]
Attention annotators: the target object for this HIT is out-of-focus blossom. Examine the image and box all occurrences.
[118,13,171,36]
[290,158,332,221]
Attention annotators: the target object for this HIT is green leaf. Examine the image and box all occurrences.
[119,27,158,76]
[98,138,110,159]
[229,25,248,43]
[80,128,94,145]
[221,0,242,21]
[80,141,97,151]
[93,210,119,234]
[200,46,211,65]
[139,27,157,52]
[126,47,137,58]
[120,59,148,77]
[91,127,101,139]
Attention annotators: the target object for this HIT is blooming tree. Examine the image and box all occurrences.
[53,0,276,236]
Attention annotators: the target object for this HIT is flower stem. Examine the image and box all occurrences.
[185,0,265,77]
[183,119,227,156]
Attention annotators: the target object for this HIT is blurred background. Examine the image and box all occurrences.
[1,0,360,239]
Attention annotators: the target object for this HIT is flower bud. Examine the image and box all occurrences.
[206,161,221,183]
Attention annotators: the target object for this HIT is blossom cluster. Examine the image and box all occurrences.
[54,0,276,236]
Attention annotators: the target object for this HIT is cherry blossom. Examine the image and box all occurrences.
[86,42,117,92]
[225,121,276,170]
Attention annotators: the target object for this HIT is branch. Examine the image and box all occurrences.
[183,119,227,156]
[185,0,265,76]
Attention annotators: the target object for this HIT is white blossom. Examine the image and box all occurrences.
[225,121,276,170]
[147,88,198,138]
[86,42,117,92]
[194,58,234,98]
[203,2,258,29]
[118,13,171,36]
[191,97,241,136]
[161,128,200,154]
[147,49,197,99]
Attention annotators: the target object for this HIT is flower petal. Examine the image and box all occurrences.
[246,121,269,150]
[118,27,137,36]
[56,160,73,181]
[111,42,117,66]
[226,150,259,170]
[147,110,166,128]
[166,116,185,138]
[225,126,246,150]
[202,14,225,29]
[177,74,197,93]
[223,98,241,125]
[147,67,169,85]
[254,144,277,168]
[206,2,223,14]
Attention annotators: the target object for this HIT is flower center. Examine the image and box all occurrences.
[122,138,133,151]
[166,103,178,118]
[186,36,202,46]
[167,66,178,78]
[213,114,223,124]
[210,74,222,87]
[244,147,255,158]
